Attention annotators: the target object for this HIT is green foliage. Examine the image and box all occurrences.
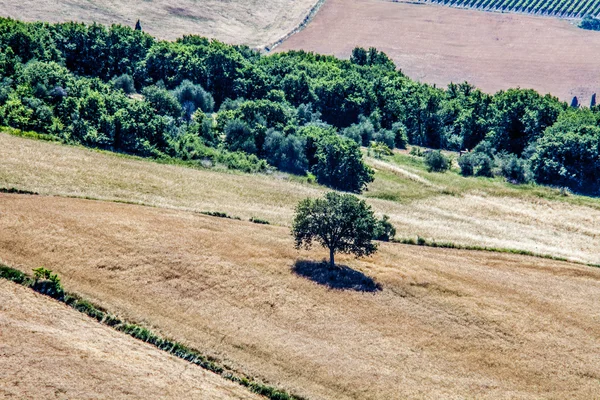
[311,133,374,193]
[579,15,600,31]
[1,18,599,192]
[373,215,396,241]
[113,74,135,94]
[530,109,600,194]
[201,211,242,220]
[32,267,64,299]
[292,192,379,267]
[496,152,531,184]
[250,217,270,225]
[424,150,450,172]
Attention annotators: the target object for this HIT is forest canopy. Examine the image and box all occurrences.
[0,18,599,194]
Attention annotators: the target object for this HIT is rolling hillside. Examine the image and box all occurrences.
[1,193,599,399]
[2,133,599,265]
[0,279,261,399]
[0,0,322,48]
[277,0,600,103]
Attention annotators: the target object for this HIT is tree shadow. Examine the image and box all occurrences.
[292,260,381,292]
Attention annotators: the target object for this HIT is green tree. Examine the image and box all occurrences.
[292,192,378,267]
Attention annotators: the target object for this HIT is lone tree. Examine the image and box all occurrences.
[135,19,142,31]
[292,192,378,267]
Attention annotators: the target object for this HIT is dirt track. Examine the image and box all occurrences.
[277,0,600,103]
[1,193,599,399]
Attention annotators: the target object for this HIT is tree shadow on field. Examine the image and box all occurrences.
[292,260,381,292]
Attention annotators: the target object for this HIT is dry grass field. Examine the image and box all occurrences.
[2,133,600,264]
[277,0,600,103]
[0,279,260,399]
[1,193,599,399]
[0,0,320,48]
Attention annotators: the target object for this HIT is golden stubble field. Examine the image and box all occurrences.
[0,279,261,399]
[1,193,599,399]
[0,0,320,48]
[2,133,600,264]
[276,0,600,103]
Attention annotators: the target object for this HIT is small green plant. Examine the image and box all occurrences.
[409,146,424,157]
[32,267,64,299]
[201,211,242,220]
[250,217,270,225]
[370,141,394,159]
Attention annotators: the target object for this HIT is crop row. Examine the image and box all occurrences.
[418,0,600,18]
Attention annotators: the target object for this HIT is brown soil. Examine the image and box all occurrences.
[1,193,599,399]
[0,279,260,399]
[277,0,600,103]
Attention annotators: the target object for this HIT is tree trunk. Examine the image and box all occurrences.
[329,247,335,268]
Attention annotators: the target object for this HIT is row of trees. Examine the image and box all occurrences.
[0,19,599,194]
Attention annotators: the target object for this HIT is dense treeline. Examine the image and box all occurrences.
[0,18,599,194]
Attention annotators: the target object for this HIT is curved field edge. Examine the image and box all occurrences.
[0,0,322,49]
[1,132,599,264]
[1,194,600,398]
[276,0,600,103]
[0,278,264,400]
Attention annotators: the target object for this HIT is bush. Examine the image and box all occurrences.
[250,217,270,225]
[113,74,136,94]
[458,153,475,176]
[579,15,600,31]
[392,122,409,149]
[172,80,214,119]
[32,267,64,300]
[496,153,530,184]
[409,146,424,157]
[263,129,308,174]
[424,150,450,172]
[373,215,396,241]
[372,129,395,149]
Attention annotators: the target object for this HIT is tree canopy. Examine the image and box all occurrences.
[292,192,378,267]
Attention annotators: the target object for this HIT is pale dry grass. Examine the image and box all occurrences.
[277,0,600,103]
[0,279,260,400]
[2,133,600,264]
[1,194,599,399]
[0,0,319,48]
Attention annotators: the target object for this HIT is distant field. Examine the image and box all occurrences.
[2,133,600,264]
[0,280,260,399]
[277,0,600,103]
[0,0,321,48]
[1,193,599,399]
[414,0,600,18]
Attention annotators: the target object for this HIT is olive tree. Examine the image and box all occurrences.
[292,192,378,267]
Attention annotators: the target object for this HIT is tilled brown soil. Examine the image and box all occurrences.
[1,193,599,399]
[277,0,600,103]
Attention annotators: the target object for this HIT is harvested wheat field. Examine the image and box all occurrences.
[0,279,260,399]
[277,0,600,103]
[2,133,600,264]
[0,0,321,48]
[1,193,600,399]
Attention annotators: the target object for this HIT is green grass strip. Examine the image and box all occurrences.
[394,237,600,268]
[0,264,305,400]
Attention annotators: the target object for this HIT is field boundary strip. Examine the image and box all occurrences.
[0,264,306,400]
[265,0,328,51]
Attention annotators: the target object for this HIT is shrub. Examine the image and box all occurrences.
[458,153,475,176]
[496,153,530,184]
[424,150,450,172]
[113,74,136,94]
[172,80,214,119]
[32,267,64,300]
[475,153,494,177]
[373,215,396,241]
[250,217,270,225]
[372,129,395,149]
[409,146,424,157]
[392,122,409,149]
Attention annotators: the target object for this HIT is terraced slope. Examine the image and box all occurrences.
[1,193,599,399]
[413,0,600,18]
[0,280,260,400]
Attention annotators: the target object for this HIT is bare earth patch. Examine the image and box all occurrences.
[276,0,600,103]
[0,280,260,400]
[1,194,599,399]
[0,0,320,48]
